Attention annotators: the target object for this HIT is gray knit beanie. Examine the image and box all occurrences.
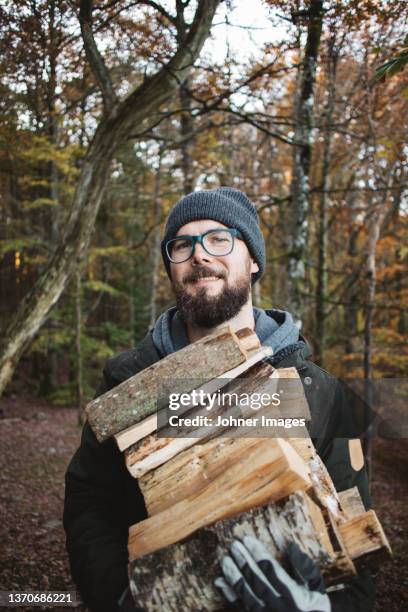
[161,187,265,284]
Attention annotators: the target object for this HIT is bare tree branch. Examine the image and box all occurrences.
[79,0,117,114]
[0,0,221,394]
[136,0,178,27]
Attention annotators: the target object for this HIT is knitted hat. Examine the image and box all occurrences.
[161,187,265,284]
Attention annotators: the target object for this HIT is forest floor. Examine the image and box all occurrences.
[0,396,407,612]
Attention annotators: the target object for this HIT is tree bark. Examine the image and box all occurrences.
[0,0,221,395]
[114,345,271,452]
[363,201,387,473]
[287,0,324,321]
[176,4,195,193]
[128,490,354,612]
[75,269,85,423]
[46,0,60,391]
[179,79,195,193]
[86,326,251,441]
[344,187,359,355]
[315,37,338,365]
[149,149,163,328]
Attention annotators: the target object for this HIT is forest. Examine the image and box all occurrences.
[0,0,406,405]
[0,1,407,608]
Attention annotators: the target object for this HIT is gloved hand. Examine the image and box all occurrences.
[215,536,331,612]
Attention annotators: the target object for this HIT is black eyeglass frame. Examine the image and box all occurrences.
[165,228,244,264]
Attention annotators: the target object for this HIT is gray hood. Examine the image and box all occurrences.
[152,306,305,365]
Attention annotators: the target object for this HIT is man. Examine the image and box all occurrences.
[63,187,375,612]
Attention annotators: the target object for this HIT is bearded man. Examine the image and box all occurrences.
[63,188,375,612]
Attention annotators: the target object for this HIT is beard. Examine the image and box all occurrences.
[172,261,252,329]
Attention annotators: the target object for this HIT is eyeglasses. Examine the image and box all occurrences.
[165,228,243,263]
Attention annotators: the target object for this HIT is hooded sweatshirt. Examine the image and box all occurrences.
[151,306,305,365]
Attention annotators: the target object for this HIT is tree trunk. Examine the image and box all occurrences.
[0,0,221,395]
[179,79,195,193]
[315,38,338,365]
[75,269,85,423]
[251,132,262,306]
[344,187,359,355]
[149,149,163,328]
[47,0,60,391]
[395,246,406,335]
[128,182,140,344]
[287,0,324,322]
[363,201,387,474]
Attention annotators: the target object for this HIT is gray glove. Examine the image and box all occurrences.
[215,536,331,612]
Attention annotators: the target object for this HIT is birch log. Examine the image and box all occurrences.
[128,491,355,612]
[86,326,255,441]
[115,345,272,452]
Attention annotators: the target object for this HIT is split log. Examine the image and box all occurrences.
[128,438,311,559]
[128,490,356,612]
[338,510,392,567]
[125,364,310,478]
[235,327,263,354]
[127,436,198,480]
[287,436,316,462]
[286,442,391,568]
[270,366,311,419]
[86,326,257,442]
[139,437,264,516]
[124,360,276,477]
[338,486,366,519]
[288,428,343,522]
[115,414,157,452]
[139,429,317,517]
[115,345,272,452]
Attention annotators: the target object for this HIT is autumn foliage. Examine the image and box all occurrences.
[0,0,407,402]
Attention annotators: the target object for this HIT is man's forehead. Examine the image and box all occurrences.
[176,219,228,236]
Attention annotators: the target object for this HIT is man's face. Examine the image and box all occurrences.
[169,219,259,328]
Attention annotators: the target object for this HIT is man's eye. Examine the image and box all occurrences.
[208,236,229,244]
[174,240,190,251]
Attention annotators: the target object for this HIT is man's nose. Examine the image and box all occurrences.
[191,241,213,264]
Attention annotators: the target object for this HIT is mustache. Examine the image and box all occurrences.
[182,267,227,284]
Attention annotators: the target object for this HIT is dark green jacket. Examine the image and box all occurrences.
[63,331,375,612]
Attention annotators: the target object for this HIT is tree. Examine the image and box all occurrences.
[0,0,221,395]
[287,0,324,322]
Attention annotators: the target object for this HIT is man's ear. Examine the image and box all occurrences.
[251,260,259,274]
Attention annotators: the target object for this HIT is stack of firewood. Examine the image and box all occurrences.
[86,327,391,612]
